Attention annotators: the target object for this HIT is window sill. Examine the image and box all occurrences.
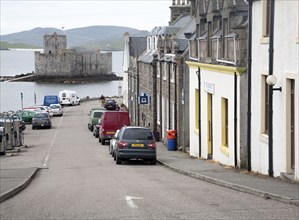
[260,37,269,44]
[220,146,229,157]
[260,133,269,144]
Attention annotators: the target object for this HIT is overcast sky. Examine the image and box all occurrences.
[0,0,172,35]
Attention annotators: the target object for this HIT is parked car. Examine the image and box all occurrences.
[36,105,54,117]
[114,126,156,165]
[59,90,80,106]
[32,112,52,129]
[88,108,106,131]
[49,104,64,116]
[104,99,117,110]
[109,129,120,157]
[99,111,130,145]
[19,110,36,123]
[93,118,101,138]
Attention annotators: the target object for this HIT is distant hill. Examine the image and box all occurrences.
[0,26,148,50]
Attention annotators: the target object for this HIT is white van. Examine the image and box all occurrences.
[59,90,80,106]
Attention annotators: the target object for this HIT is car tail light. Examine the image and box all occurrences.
[118,141,128,149]
[148,142,156,149]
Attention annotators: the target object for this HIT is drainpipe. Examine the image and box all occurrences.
[246,0,253,172]
[152,54,158,133]
[137,61,140,126]
[196,67,201,157]
[268,0,275,177]
[168,61,171,130]
[159,61,163,139]
[234,72,238,167]
[174,62,177,144]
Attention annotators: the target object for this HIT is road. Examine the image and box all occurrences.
[0,101,298,219]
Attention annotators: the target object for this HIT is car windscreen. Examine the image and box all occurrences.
[123,129,154,140]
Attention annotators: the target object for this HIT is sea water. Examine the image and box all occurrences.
[0,50,123,112]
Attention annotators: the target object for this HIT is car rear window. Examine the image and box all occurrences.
[34,113,48,118]
[123,129,154,140]
[93,112,103,118]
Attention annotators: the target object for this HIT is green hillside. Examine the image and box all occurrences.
[0,41,41,50]
[0,26,148,50]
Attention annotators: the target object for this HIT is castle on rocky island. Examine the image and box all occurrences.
[34,33,113,79]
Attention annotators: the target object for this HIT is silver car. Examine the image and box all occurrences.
[109,129,119,158]
[49,104,64,116]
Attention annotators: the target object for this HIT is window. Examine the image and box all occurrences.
[261,75,269,135]
[171,102,175,129]
[221,98,228,147]
[171,63,175,81]
[262,0,271,38]
[195,89,199,129]
[163,61,167,79]
[147,37,151,52]
[157,95,160,124]
[189,39,199,61]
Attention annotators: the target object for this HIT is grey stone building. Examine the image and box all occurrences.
[35,32,113,78]
[125,0,195,151]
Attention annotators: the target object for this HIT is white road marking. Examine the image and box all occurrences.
[42,111,65,167]
[125,195,142,209]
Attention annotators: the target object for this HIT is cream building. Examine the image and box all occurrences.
[250,0,299,180]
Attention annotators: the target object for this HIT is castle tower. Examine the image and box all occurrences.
[43,32,67,54]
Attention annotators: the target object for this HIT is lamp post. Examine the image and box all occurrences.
[266,75,281,177]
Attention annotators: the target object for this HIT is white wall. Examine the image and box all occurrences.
[251,1,299,179]
[189,65,242,167]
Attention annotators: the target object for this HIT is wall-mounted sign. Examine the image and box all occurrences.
[139,93,149,104]
[204,82,215,94]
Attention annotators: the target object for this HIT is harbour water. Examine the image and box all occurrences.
[0,50,124,112]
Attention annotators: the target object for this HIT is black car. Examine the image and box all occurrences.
[114,126,156,165]
[32,112,52,129]
[104,99,117,110]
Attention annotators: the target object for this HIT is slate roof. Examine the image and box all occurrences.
[129,37,147,57]
[138,14,196,63]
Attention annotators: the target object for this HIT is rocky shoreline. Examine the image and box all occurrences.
[0,73,123,83]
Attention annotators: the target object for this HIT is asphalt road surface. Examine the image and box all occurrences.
[1,101,298,219]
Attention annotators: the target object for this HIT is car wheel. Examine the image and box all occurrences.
[116,155,121,164]
[101,139,105,145]
[32,126,35,130]
[150,160,156,165]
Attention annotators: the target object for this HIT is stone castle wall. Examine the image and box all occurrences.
[35,33,112,77]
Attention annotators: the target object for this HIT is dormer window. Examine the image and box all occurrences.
[217,32,238,65]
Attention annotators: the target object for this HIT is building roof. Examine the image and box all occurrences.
[129,37,147,57]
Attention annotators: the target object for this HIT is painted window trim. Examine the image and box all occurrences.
[220,146,229,157]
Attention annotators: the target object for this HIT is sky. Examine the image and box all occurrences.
[0,0,172,35]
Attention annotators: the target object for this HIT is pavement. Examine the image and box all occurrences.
[1,143,299,206]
